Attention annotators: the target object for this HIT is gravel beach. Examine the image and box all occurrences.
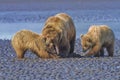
[0,39,120,80]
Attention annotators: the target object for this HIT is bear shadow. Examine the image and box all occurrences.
[58,53,82,58]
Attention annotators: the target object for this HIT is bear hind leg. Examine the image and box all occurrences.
[106,45,114,57]
[15,48,25,59]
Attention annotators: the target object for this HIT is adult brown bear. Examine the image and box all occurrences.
[80,25,115,57]
[41,13,76,57]
[11,30,59,59]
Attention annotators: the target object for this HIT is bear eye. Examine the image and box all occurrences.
[85,44,88,47]
[87,38,91,42]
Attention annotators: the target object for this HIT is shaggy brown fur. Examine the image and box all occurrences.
[11,30,59,59]
[80,25,115,57]
[41,13,76,57]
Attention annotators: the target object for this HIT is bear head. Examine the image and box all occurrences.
[40,35,59,55]
[80,34,93,52]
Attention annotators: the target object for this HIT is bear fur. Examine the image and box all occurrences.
[41,13,76,57]
[11,30,59,59]
[80,25,115,57]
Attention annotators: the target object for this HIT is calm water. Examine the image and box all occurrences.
[0,22,120,39]
[0,23,43,39]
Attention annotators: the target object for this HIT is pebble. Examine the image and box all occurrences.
[0,39,120,80]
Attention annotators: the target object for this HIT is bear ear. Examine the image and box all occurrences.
[80,34,84,38]
[41,36,47,44]
[40,34,46,42]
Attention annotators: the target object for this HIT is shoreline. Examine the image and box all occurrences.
[0,38,120,56]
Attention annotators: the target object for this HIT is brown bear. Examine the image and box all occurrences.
[11,30,59,59]
[41,13,76,57]
[80,25,115,57]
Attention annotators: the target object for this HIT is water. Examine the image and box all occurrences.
[0,10,120,39]
[0,23,43,39]
[0,22,120,39]
[75,22,120,39]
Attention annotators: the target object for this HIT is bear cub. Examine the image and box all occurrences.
[80,25,115,57]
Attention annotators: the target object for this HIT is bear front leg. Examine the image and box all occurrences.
[94,48,104,57]
[37,50,50,59]
[38,50,60,59]
[69,37,75,54]
[59,41,70,57]
[100,48,104,57]
[85,45,101,57]
[49,54,60,59]
[64,42,70,57]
